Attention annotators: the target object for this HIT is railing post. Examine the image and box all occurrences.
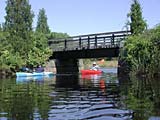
[111,34,115,45]
[48,40,52,46]
[103,37,106,47]
[79,37,81,49]
[64,39,67,49]
[88,36,90,48]
[95,35,97,48]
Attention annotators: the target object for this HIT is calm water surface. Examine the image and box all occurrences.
[0,68,160,120]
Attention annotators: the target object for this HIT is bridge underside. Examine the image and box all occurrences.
[55,59,79,74]
[50,47,120,59]
[50,48,120,74]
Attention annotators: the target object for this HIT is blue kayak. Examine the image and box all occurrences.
[16,72,54,77]
[16,74,54,83]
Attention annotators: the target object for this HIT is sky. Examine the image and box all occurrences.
[0,0,160,36]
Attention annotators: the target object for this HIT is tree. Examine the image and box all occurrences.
[48,32,70,39]
[27,32,52,66]
[0,24,2,31]
[128,0,147,35]
[36,8,50,34]
[4,0,34,57]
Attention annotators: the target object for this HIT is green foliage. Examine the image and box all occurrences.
[0,51,24,69]
[123,24,160,76]
[0,1,53,71]
[48,32,70,39]
[36,8,50,34]
[4,0,34,57]
[128,0,147,35]
[147,26,160,76]
[125,35,151,72]
[0,36,24,70]
[4,0,34,32]
[0,30,52,70]
[27,32,52,67]
[0,31,24,69]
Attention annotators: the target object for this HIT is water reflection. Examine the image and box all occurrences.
[48,72,133,119]
[0,78,54,120]
[123,76,160,120]
[16,75,54,83]
[0,68,159,120]
[55,74,79,89]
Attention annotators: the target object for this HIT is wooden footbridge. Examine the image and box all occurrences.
[48,30,131,73]
[49,30,131,59]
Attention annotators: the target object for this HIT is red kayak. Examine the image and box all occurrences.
[81,70,102,74]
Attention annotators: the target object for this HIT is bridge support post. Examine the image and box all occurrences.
[55,59,79,74]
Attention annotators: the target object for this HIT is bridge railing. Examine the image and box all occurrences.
[48,30,131,51]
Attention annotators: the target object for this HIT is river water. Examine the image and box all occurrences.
[0,68,160,120]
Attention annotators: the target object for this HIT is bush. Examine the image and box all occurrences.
[122,25,160,76]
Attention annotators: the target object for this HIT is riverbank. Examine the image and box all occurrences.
[0,58,118,77]
[0,69,15,78]
[81,59,118,69]
[98,60,118,68]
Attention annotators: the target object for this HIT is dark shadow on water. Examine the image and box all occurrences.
[55,74,80,89]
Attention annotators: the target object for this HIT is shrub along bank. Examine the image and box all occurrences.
[121,25,160,78]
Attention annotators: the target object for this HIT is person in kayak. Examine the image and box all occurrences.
[35,65,44,72]
[90,62,100,71]
[20,65,30,72]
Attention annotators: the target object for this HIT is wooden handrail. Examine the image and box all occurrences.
[48,30,131,51]
[48,30,131,42]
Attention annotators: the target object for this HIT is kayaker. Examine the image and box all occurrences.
[90,62,100,71]
[35,65,44,72]
[20,65,30,72]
